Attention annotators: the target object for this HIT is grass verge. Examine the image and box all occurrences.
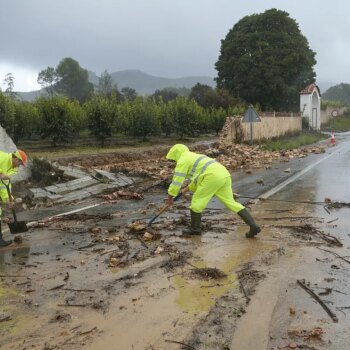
[321,115,350,132]
[259,132,327,151]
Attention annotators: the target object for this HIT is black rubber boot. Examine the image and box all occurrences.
[237,209,261,238]
[0,222,12,247]
[182,210,202,235]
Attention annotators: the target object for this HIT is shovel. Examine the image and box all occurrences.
[1,180,28,234]
[147,187,188,227]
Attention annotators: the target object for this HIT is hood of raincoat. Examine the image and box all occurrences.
[166,144,189,161]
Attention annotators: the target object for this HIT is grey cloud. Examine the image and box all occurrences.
[1,0,350,83]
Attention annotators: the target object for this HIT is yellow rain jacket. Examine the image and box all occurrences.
[166,144,244,214]
[0,151,17,215]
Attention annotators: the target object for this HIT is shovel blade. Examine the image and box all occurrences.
[8,221,28,234]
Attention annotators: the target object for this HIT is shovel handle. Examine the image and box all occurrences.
[1,180,18,221]
[148,204,171,226]
[147,191,184,226]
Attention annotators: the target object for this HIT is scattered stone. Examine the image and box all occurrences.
[14,235,23,244]
[109,258,120,267]
[0,312,12,322]
[49,310,71,323]
[143,232,153,241]
[128,222,147,232]
[89,227,102,234]
[154,246,164,255]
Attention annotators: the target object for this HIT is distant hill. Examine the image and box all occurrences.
[322,83,350,104]
[16,70,216,101]
[89,69,215,95]
[16,89,46,102]
[316,81,336,94]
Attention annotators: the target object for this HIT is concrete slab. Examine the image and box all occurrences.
[45,176,99,194]
[57,165,90,179]
[29,166,134,204]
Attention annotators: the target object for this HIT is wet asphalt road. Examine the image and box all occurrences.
[13,134,347,225]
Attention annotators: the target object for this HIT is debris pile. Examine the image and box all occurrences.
[211,143,326,171]
[290,224,342,247]
[97,190,144,201]
[189,267,227,280]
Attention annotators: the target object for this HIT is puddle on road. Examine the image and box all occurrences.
[175,237,272,314]
[86,229,274,350]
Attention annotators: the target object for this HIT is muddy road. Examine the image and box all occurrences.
[1,136,350,350]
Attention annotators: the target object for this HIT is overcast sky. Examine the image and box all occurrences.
[1,0,349,92]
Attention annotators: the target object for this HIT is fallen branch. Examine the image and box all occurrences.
[100,248,120,256]
[200,284,224,288]
[48,284,65,291]
[327,218,339,224]
[336,306,350,310]
[0,275,27,278]
[63,288,95,293]
[164,339,197,350]
[261,216,314,220]
[238,277,251,304]
[316,247,350,264]
[77,243,96,250]
[79,326,97,335]
[297,279,338,323]
[57,303,91,307]
[316,232,342,247]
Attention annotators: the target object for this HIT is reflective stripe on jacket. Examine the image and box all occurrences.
[0,151,17,178]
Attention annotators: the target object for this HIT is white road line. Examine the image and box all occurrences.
[3,203,101,233]
[26,203,102,227]
[260,143,348,199]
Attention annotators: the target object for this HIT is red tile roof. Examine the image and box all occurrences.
[300,83,321,96]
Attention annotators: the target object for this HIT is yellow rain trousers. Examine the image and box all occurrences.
[0,151,17,216]
[166,144,245,214]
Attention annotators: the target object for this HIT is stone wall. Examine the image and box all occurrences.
[219,113,302,145]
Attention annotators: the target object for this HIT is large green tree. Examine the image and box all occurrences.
[126,97,161,141]
[36,96,84,146]
[55,57,94,102]
[13,102,40,143]
[84,95,115,147]
[3,73,17,99]
[215,9,316,111]
[0,90,16,133]
[37,66,58,98]
[121,87,137,101]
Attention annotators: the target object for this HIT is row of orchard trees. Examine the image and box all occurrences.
[0,90,246,146]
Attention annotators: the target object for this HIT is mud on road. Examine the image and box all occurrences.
[1,140,348,350]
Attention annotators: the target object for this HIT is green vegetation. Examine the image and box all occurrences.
[321,99,347,110]
[322,115,350,132]
[259,132,327,151]
[322,83,350,104]
[215,8,316,112]
[38,57,94,102]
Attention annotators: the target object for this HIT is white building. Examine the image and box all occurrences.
[300,83,321,130]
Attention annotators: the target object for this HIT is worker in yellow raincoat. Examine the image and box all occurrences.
[166,144,260,237]
[0,149,27,247]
